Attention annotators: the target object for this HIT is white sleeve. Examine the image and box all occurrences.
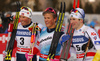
[87,27,100,50]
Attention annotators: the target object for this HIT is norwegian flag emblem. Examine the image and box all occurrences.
[27,12,29,14]
[37,41,40,46]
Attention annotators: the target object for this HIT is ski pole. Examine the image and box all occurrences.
[82,31,91,61]
[25,23,40,61]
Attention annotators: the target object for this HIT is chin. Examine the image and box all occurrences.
[46,25,49,27]
[21,24,25,26]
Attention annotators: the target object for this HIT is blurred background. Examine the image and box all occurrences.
[0,0,100,13]
[0,0,100,32]
[0,0,100,61]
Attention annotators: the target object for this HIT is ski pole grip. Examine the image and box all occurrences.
[8,23,14,32]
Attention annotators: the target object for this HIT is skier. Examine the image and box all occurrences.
[60,8,100,61]
[26,7,65,61]
[16,6,43,61]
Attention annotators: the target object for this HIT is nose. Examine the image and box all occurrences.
[19,17,23,21]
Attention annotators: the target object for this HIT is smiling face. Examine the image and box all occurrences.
[19,15,31,26]
[43,13,57,29]
[70,17,83,30]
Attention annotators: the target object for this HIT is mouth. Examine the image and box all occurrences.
[20,21,25,25]
[71,23,75,28]
[45,22,49,25]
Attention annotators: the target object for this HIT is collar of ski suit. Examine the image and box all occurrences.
[47,28,55,33]
[74,24,85,32]
[23,21,32,28]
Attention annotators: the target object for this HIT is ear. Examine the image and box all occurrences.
[80,19,83,23]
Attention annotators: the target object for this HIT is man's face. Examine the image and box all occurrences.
[19,15,31,26]
[43,13,56,29]
[70,17,83,30]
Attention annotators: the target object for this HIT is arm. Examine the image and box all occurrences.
[86,28,100,61]
[87,28,100,50]
[59,34,70,45]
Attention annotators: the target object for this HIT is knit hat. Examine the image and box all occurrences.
[70,8,85,19]
[19,6,32,19]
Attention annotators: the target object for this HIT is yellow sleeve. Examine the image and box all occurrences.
[92,49,100,61]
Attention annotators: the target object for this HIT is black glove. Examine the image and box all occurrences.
[82,40,93,52]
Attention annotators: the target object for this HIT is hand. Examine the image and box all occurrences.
[25,53,33,61]
[3,51,7,58]
[60,34,70,45]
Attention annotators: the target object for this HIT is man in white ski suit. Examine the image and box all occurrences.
[60,8,100,61]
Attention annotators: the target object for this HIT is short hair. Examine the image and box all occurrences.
[43,8,57,19]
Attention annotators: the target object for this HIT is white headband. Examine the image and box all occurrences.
[70,8,85,19]
[19,8,32,19]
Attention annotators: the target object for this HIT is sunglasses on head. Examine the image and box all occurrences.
[71,9,83,18]
[20,6,32,15]
[45,7,56,14]
[20,6,31,12]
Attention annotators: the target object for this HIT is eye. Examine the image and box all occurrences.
[44,17,46,19]
[70,18,72,20]
[23,16,25,18]
[19,16,21,18]
[73,18,76,20]
[48,17,50,19]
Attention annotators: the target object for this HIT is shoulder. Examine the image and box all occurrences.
[85,25,100,40]
[85,25,97,33]
[41,27,47,31]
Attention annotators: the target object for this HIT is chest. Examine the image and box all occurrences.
[39,30,54,46]
[72,31,89,52]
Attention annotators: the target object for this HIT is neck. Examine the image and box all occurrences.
[48,25,56,29]
[23,21,32,28]
[47,27,55,33]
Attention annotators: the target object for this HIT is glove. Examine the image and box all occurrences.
[25,53,33,61]
[3,51,7,58]
[92,49,100,61]
[60,34,70,45]
[82,40,93,52]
